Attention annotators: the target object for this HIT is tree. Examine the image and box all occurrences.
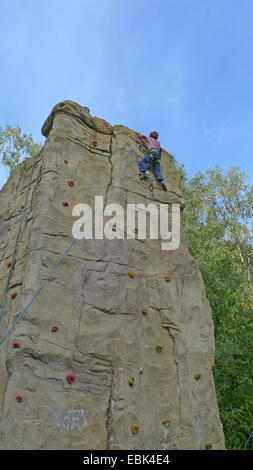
[182,166,253,450]
[0,125,43,171]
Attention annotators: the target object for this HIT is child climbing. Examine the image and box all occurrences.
[137,131,167,191]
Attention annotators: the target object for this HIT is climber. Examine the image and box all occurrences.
[137,131,167,191]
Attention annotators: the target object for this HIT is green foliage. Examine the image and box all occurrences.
[182,166,253,450]
[0,125,43,171]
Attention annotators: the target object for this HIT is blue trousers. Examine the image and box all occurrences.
[139,151,163,181]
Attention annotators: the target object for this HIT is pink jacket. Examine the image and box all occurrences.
[138,133,161,152]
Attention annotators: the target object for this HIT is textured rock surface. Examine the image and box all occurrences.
[0,100,225,449]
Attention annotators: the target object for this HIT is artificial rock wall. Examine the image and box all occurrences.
[0,101,225,449]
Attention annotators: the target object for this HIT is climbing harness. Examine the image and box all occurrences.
[0,140,143,347]
[0,153,37,323]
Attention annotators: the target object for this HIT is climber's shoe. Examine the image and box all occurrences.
[139,170,150,178]
[160,181,167,192]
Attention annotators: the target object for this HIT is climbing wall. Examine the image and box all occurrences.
[0,101,225,450]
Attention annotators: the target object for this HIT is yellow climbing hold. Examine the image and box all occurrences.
[141,308,147,315]
[155,344,163,353]
[164,276,171,282]
[128,270,135,279]
[194,373,201,380]
[139,174,145,180]
[134,227,138,233]
[128,377,135,387]
[131,424,139,435]
[211,363,215,371]
[205,442,212,450]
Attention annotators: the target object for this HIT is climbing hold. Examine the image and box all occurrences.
[128,377,135,387]
[134,227,138,233]
[67,373,75,384]
[34,162,38,168]
[21,205,24,209]
[51,326,58,332]
[62,202,69,207]
[11,293,17,300]
[155,344,163,353]
[92,140,97,147]
[16,395,23,403]
[205,443,212,450]
[194,373,201,380]
[103,122,109,127]
[211,363,215,370]
[64,160,68,164]
[7,261,11,268]
[164,276,171,282]
[68,180,74,187]
[131,424,139,435]
[162,419,171,427]
[13,342,20,349]
[141,308,147,315]
[127,270,135,279]
[7,227,11,231]
[139,174,145,180]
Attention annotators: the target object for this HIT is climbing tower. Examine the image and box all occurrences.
[0,101,225,449]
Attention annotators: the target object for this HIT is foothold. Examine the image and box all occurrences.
[164,276,171,282]
[67,373,75,384]
[134,227,138,233]
[7,261,11,268]
[21,205,24,209]
[64,160,68,164]
[34,162,38,168]
[11,293,17,300]
[141,308,147,315]
[92,140,97,147]
[16,395,23,403]
[139,174,145,180]
[62,202,69,207]
[194,373,201,380]
[127,270,135,279]
[131,424,139,435]
[128,377,135,387]
[162,419,171,427]
[103,122,109,127]
[211,363,215,370]
[13,342,20,349]
[68,180,74,187]
[155,344,163,353]
[205,442,212,450]
[7,227,11,231]
[51,326,58,332]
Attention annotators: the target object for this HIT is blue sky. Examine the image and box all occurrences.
[0,0,253,189]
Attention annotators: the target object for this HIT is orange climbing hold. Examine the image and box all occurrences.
[16,395,23,403]
[7,261,11,268]
[92,140,97,147]
[13,342,20,349]
[11,293,17,300]
[211,363,215,370]
[67,373,75,384]
[68,181,74,187]
[62,202,69,207]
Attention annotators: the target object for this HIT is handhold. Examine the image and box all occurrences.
[134,227,138,233]
[127,270,135,279]
[92,140,97,147]
[11,293,17,300]
[64,160,68,164]
[194,373,201,380]
[131,424,139,435]
[128,377,134,387]
[62,202,69,207]
[155,344,163,353]
[164,276,171,282]
[67,373,75,384]
[68,181,74,187]
[34,162,38,168]
[16,395,23,403]
[141,308,147,315]
[103,122,109,127]
[7,261,11,268]
[211,363,215,370]
[7,227,11,231]
[21,205,24,209]
[13,342,20,349]
[162,419,171,427]
[139,174,145,180]
[51,326,58,332]
[205,442,212,450]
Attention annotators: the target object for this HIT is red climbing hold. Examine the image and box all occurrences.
[21,205,24,209]
[34,162,38,168]
[67,373,75,384]
[7,228,11,231]
[103,122,109,127]
[64,160,68,164]
[11,293,17,300]
[7,261,11,268]
[92,140,97,147]
[62,202,69,207]
[13,342,20,349]
[68,181,74,187]
[16,395,23,403]
[51,326,58,332]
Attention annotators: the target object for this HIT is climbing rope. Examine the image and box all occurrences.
[0,140,143,347]
[0,153,37,323]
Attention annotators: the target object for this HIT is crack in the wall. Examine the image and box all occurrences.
[105,367,114,449]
